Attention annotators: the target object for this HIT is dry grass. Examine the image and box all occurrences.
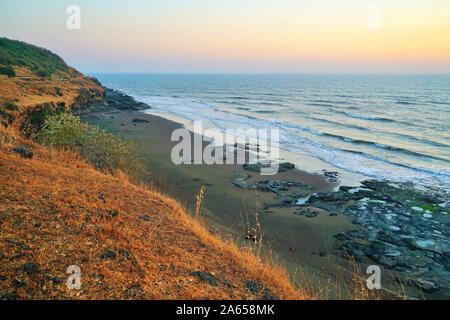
[0,125,306,300]
[0,66,103,110]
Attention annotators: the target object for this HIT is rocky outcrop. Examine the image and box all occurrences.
[301,180,449,295]
[103,88,150,111]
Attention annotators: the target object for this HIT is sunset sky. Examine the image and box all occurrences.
[1,0,449,73]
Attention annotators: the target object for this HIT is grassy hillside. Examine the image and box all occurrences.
[0,38,75,77]
[0,38,305,300]
[0,126,303,299]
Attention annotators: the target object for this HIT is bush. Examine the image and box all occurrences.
[0,102,19,127]
[35,69,49,78]
[54,87,63,96]
[28,102,55,128]
[34,113,145,177]
[0,65,15,77]
[2,102,19,112]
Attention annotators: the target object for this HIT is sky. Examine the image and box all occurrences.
[0,0,449,73]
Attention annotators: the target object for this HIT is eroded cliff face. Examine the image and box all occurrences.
[0,66,105,133]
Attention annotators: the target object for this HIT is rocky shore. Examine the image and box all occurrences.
[232,172,449,297]
[76,86,151,115]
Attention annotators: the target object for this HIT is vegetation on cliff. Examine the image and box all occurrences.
[0,38,74,77]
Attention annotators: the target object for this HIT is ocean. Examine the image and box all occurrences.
[91,73,450,190]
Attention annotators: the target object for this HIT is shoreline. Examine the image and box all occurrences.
[81,87,450,299]
[139,107,369,188]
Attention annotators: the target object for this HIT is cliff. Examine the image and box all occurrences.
[0,38,303,300]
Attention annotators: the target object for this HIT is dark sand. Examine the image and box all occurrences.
[81,109,396,299]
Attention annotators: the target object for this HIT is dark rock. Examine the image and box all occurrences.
[11,279,26,288]
[1,293,18,300]
[118,249,130,258]
[132,118,150,123]
[104,88,150,111]
[279,162,295,171]
[407,278,440,293]
[22,262,40,274]
[329,212,338,216]
[100,250,116,260]
[190,271,217,286]
[13,146,33,159]
[261,288,279,300]
[334,232,351,241]
[305,210,319,218]
[107,209,119,217]
[245,280,263,294]
[138,215,151,222]
[43,275,62,285]
[124,284,144,299]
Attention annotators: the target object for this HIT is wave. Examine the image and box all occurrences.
[319,132,449,162]
[335,147,450,178]
[309,99,351,105]
[93,73,450,190]
[343,112,396,122]
[228,96,250,100]
[396,101,419,106]
[306,103,336,108]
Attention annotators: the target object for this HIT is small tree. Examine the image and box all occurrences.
[0,65,15,78]
[35,69,49,78]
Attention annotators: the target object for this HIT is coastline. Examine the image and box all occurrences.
[80,87,449,299]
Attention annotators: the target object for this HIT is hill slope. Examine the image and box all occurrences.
[0,37,76,77]
[0,126,303,300]
[0,39,304,299]
[0,38,104,132]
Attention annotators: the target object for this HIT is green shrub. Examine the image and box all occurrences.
[2,102,19,112]
[0,102,19,126]
[34,113,144,177]
[54,87,63,96]
[29,102,54,127]
[0,65,15,77]
[35,69,49,78]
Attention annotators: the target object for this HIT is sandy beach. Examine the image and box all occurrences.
[81,104,447,299]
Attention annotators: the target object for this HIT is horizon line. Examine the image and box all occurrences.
[85,71,450,75]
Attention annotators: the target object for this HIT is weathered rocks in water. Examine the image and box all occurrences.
[300,179,450,294]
